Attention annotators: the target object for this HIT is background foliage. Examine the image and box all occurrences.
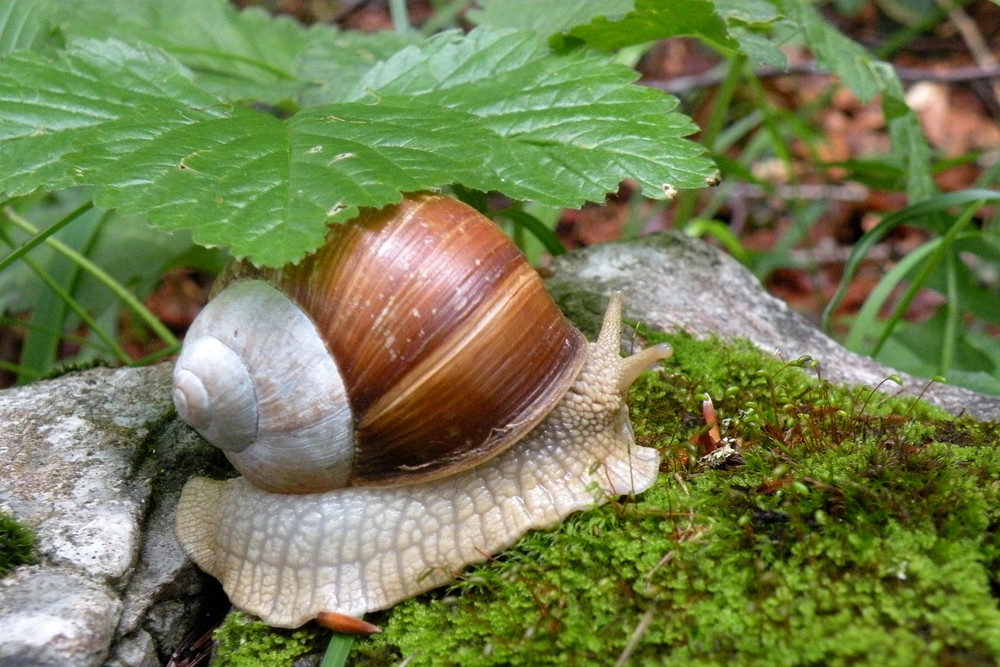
[0,0,714,265]
[3,0,998,391]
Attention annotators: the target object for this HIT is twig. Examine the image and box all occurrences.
[727,182,870,203]
[614,608,655,667]
[896,63,1000,84]
[936,0,1000,109]
[645,61,1000,95]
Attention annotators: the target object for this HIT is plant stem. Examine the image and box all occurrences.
[3,208,179,350]
[388,0,410,33]
[0,200,94,274]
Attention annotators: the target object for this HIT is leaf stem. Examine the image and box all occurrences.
[0,200,94,274]
[388,0,410,33]
[673,54,745,227]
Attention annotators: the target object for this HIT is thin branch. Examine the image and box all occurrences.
[614,608,655,667]
[645,61,1000,95]
[937,0,1000,109]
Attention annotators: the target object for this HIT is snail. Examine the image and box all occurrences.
[172,193,672,631]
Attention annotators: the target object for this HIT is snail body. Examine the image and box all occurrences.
[173,194,671,628]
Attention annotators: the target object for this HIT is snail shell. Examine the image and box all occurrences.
[172,194,587,492]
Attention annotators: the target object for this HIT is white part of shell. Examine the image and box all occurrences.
[173,336,258,453]
[174,293,670,626]
[172,280,356,493]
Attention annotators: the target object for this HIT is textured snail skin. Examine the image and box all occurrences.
[174,293,670,628]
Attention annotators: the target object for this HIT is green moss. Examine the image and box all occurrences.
[217,331,1000,666]
[211,611,328,667]
[0,511,36,576]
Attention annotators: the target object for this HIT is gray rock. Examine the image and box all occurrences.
[1,231,997,665]
[0,567,121,666]
[548,232,1000,420]
[0,364,227,666]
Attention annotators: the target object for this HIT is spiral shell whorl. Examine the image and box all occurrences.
[172,280,356,493]
[173,336,258,453]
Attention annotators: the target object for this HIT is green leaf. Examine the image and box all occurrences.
[0,0,58,55]
[320,633,355,667]
[876,309,1000,395]
[776,0,881,102]
[824,189,1000,333]
[1,28,714,265]
[56,0,421,106]
[724,26,788,69]
[349,28,715,199]
[74,99,487,264]
[468,0,633,40]
[296,30,419,107]
[559,0,740,53]
[928,237,1000,328]
[0,38,224,197]
[14,206,103,383]
[714,0,789,68]
[715,0,783,24]
[59,0,306,63]
[56,0,312,103]
[877,69,935,200]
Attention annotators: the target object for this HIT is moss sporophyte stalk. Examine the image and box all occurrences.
[210,332,1000,667]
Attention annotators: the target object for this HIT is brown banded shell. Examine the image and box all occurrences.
[185,194,588,490]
